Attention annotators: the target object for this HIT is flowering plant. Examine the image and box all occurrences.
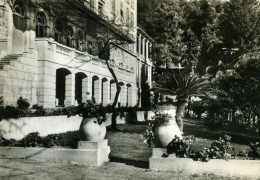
[64,100,109,124]
[163,135,195,158]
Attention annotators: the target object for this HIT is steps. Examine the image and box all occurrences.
[0,54,22,70]
[0,52,38,106]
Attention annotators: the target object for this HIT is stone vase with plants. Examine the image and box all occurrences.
[65,100,108,142]
[144,112,182,148]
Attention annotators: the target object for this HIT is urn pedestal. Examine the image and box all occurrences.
[77,140,110,166]
[77,118,110,166]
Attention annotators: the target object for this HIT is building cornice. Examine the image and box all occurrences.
[137,27,154,43]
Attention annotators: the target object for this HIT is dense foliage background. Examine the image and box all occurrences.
[138,0,260,133]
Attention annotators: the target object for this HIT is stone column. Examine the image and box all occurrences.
[93,77,101,104]
[142,38,145,59]
[81,76,89,103]
[64,73,75,106]
[120,84,126,107]
[146,40,149,61]
[127,85,133,107]
[102,80,110,106]
[138,35,141,55]
[110,81,116,105]
[24,30,30,53]
[49,15,55,39]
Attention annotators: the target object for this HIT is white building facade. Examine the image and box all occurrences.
[0,0,153,108]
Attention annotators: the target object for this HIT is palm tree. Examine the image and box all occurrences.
[154,71,211,132]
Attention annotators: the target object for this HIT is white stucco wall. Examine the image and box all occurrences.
[0,111,155,140]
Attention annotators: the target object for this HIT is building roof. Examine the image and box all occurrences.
[137,27,154,43]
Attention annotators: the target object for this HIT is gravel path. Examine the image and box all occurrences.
[0,158,246,180]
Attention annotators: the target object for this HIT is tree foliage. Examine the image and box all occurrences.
[154,71,211,131]
[137,0,260,133]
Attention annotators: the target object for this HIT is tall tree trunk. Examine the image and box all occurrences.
[186,97,191,117]
[105,57,121,130]
[175,100,187,132]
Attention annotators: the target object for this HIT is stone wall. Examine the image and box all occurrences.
[0,50,38,106]
[0,111,154,140]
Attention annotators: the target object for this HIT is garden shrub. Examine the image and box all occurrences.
[190,101,207,120]
[33,105,47,117]
[0,133,63,148]
[0,136,16,146]
[164,135,195,158]
[0,96,4,121]
[248,141,259,159]
[20,132,43,147]
[32,104,41,109]
[158,134,235,162]
[4,106,19,119]
[192,135,234,162]
[0,106,5,121]
[42,134,62,148]
[20,132,62,148]
[17,97,30,110]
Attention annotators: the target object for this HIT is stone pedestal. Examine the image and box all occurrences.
[77,139,110,166]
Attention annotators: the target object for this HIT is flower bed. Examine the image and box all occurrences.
[149,148,260,178]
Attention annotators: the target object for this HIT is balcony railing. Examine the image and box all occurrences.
[35,38,135,79]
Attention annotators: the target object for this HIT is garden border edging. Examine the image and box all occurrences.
[149,148,260,178]
[0,139,110,166]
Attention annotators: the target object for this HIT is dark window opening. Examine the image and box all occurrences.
[36,12,46,37]
[54,20,63,43]
[76,31,84,50]
[56,68,71,107]
[66,26,74,47]
[13,2,25,31]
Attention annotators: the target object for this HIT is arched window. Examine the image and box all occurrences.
[76,30,84,50]
[54,20,63,43]
[36,12,47,37]
[56,68,71,106]
[14,4,24,15]
[13,0,25,31]
[66,26,74,47]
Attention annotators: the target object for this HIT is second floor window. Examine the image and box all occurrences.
[36,12,47,37]
[66,26,74,47]
[88,41,93,55]
[54,20,63,43]
[76,30,84,51]
[13,2,25,31]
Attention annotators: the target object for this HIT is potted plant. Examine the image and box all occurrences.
[144,111,182,147]
[65,100,109,141]
[153,71,211,132]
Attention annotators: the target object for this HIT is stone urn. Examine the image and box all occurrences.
[79,117,106,141]
[154,118,182,148]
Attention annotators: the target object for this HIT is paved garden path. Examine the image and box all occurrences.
[0,158,247,180]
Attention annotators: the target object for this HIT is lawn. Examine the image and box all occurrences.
[28,117,260,164]
[105,118,260,167]
[1,118,259,180]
